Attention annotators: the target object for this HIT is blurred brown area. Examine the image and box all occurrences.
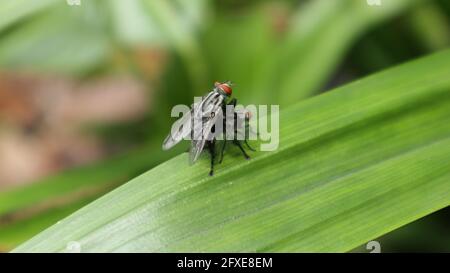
[0,72,149,189]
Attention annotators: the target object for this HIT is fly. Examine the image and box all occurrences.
[162,81,254,175]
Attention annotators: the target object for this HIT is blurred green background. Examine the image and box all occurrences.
[0,0,449,252]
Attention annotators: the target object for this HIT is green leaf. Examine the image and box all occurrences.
[0,145,153,217]
[108,0,164,46]
[0,0,58,32]
[0,197,95,251]
[407,1,450,51]
[0,2,110,75]
[0,141,180,251]
[13,50,450,252]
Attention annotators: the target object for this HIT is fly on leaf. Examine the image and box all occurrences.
[162,81,255,175]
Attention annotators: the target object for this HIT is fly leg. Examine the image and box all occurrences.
[233,140,250,160]
[244,139,256,151]
[208,140,216,176]
[219,140,227,163]
[221,98,237,120]
[218,98,237,164]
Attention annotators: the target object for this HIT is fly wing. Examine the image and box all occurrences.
[162,100,201,150]
[189,92,225,164]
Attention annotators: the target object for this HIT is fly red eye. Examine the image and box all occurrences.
[219,83,232,96]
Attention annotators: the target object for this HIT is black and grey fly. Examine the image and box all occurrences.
[162,81,254,175]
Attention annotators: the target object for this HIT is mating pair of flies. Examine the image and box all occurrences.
[162,81,255,176]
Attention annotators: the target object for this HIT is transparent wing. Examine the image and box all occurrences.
[188,92,225,164]
[162,100,201,150]
[189,113,220,164]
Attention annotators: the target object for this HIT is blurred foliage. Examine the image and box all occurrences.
[0,0,449,251]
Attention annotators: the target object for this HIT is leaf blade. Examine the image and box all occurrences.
[13,50,450,253]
